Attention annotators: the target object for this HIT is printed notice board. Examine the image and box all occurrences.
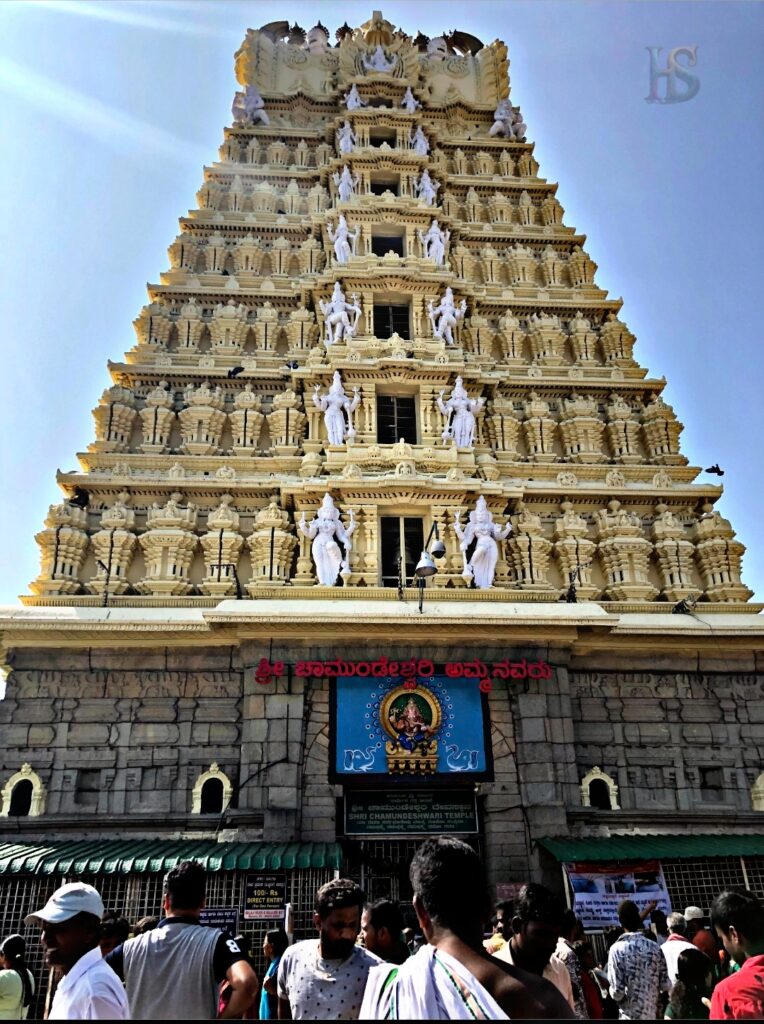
[199,907,239,935]
[244,873,287,921]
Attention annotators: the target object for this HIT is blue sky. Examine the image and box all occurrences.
[0,0,762,604]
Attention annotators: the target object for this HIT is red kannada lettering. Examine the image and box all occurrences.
[284,658,553,685]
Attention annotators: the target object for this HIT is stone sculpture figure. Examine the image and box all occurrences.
[304,23,330,54]
[414,169,439,206]
[419,219,450,265]
[333,165,359,203]
[313,371,361,445]
[299,493,356,585]
[454,496,511,588]
[362,45,398,73]
[319,282,363,346]
[337,120,356,155]
[231,85,270,126]
[427,37,449,62]
[436,377,485,448]
[327,214,359,264]
[410,126,430,155]
[489,99,526,140]
[401,87,420,112]
[428,287,467,346]
[344,84,367,110]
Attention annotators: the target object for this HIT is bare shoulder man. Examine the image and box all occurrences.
[361,836,574,1019]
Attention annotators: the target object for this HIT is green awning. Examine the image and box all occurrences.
[0,840,342,876]
[540,833,764,863]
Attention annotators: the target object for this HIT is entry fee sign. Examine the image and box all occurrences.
[244,873,287,921]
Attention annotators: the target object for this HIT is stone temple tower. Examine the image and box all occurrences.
[23,12,754,608]
[1,13,763,988]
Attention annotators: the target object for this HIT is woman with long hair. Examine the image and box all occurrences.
[260,928,289,1020]
[0,935,34,1020]
[665,947,714,1019]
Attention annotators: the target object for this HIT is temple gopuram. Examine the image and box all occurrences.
[1,11,763,996]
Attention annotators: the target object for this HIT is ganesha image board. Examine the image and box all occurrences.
[332,675,492,780]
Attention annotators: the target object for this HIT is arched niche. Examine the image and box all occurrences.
[191,762,233,815]
[580,766,619,811]
[751,772,764,811]
[0,764,46,817]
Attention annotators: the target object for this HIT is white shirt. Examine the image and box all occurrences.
[49,947,129,1020]
[277,939,380,1020]
[661,934,697,983]
[494,940,575,1008]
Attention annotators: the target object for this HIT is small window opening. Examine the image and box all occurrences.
[371,234,405,258]
[588,778,613,811]
[369,129,397,148]
[200,777,225,814]
[380,516,424,588]
[373,304,410,341]
[370,175,400,196]
[9,780,33,817]
[377,395,417,444]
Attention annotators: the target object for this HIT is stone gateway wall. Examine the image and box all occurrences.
[2,641,762,891]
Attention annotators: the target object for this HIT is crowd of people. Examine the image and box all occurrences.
[1,839,763,1020]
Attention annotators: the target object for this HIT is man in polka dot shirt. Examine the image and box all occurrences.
[277,879,380,1020]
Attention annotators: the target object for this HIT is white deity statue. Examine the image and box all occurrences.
[327,214,359,264]
[489,99,527,140]
[319,282,363,346]
[333,165,359,203]
[362,45,398,73]
[299,493,356,586]
[427,287,467,346]
[418,218,450,265]
[413,169,439,206]
[231,85,269,126]
[344,84,367,110]
[337,120,356,155]
[427,37,449,62]
[401,87,421,113]
[313,371,361,446]
[409,126,430,156]
[304,23,330,55]
[453,496,511,589]
[436,377,485,448]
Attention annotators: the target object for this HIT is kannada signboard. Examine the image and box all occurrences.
[344,790,478,835]
[565,860,671,930]
[199,907,239,935]
[244,873,287,921]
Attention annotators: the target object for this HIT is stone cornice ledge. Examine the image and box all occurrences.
[1,602,762,647]
[204,598,613,633]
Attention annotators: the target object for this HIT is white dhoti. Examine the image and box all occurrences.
[360,944,509,1019]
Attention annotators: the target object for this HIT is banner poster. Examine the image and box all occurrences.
[565,860,671,930]
[332,674,492,781]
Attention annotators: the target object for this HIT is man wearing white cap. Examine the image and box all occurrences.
[684,905,718,959]
[25,881,129,1020]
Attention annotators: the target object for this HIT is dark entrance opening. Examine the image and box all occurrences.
[9,780,33,817]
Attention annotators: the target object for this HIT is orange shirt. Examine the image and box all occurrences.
[693,928,718,960]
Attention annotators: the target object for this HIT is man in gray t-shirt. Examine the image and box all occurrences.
[106,860,257,1020]
[277,879,379,1020]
